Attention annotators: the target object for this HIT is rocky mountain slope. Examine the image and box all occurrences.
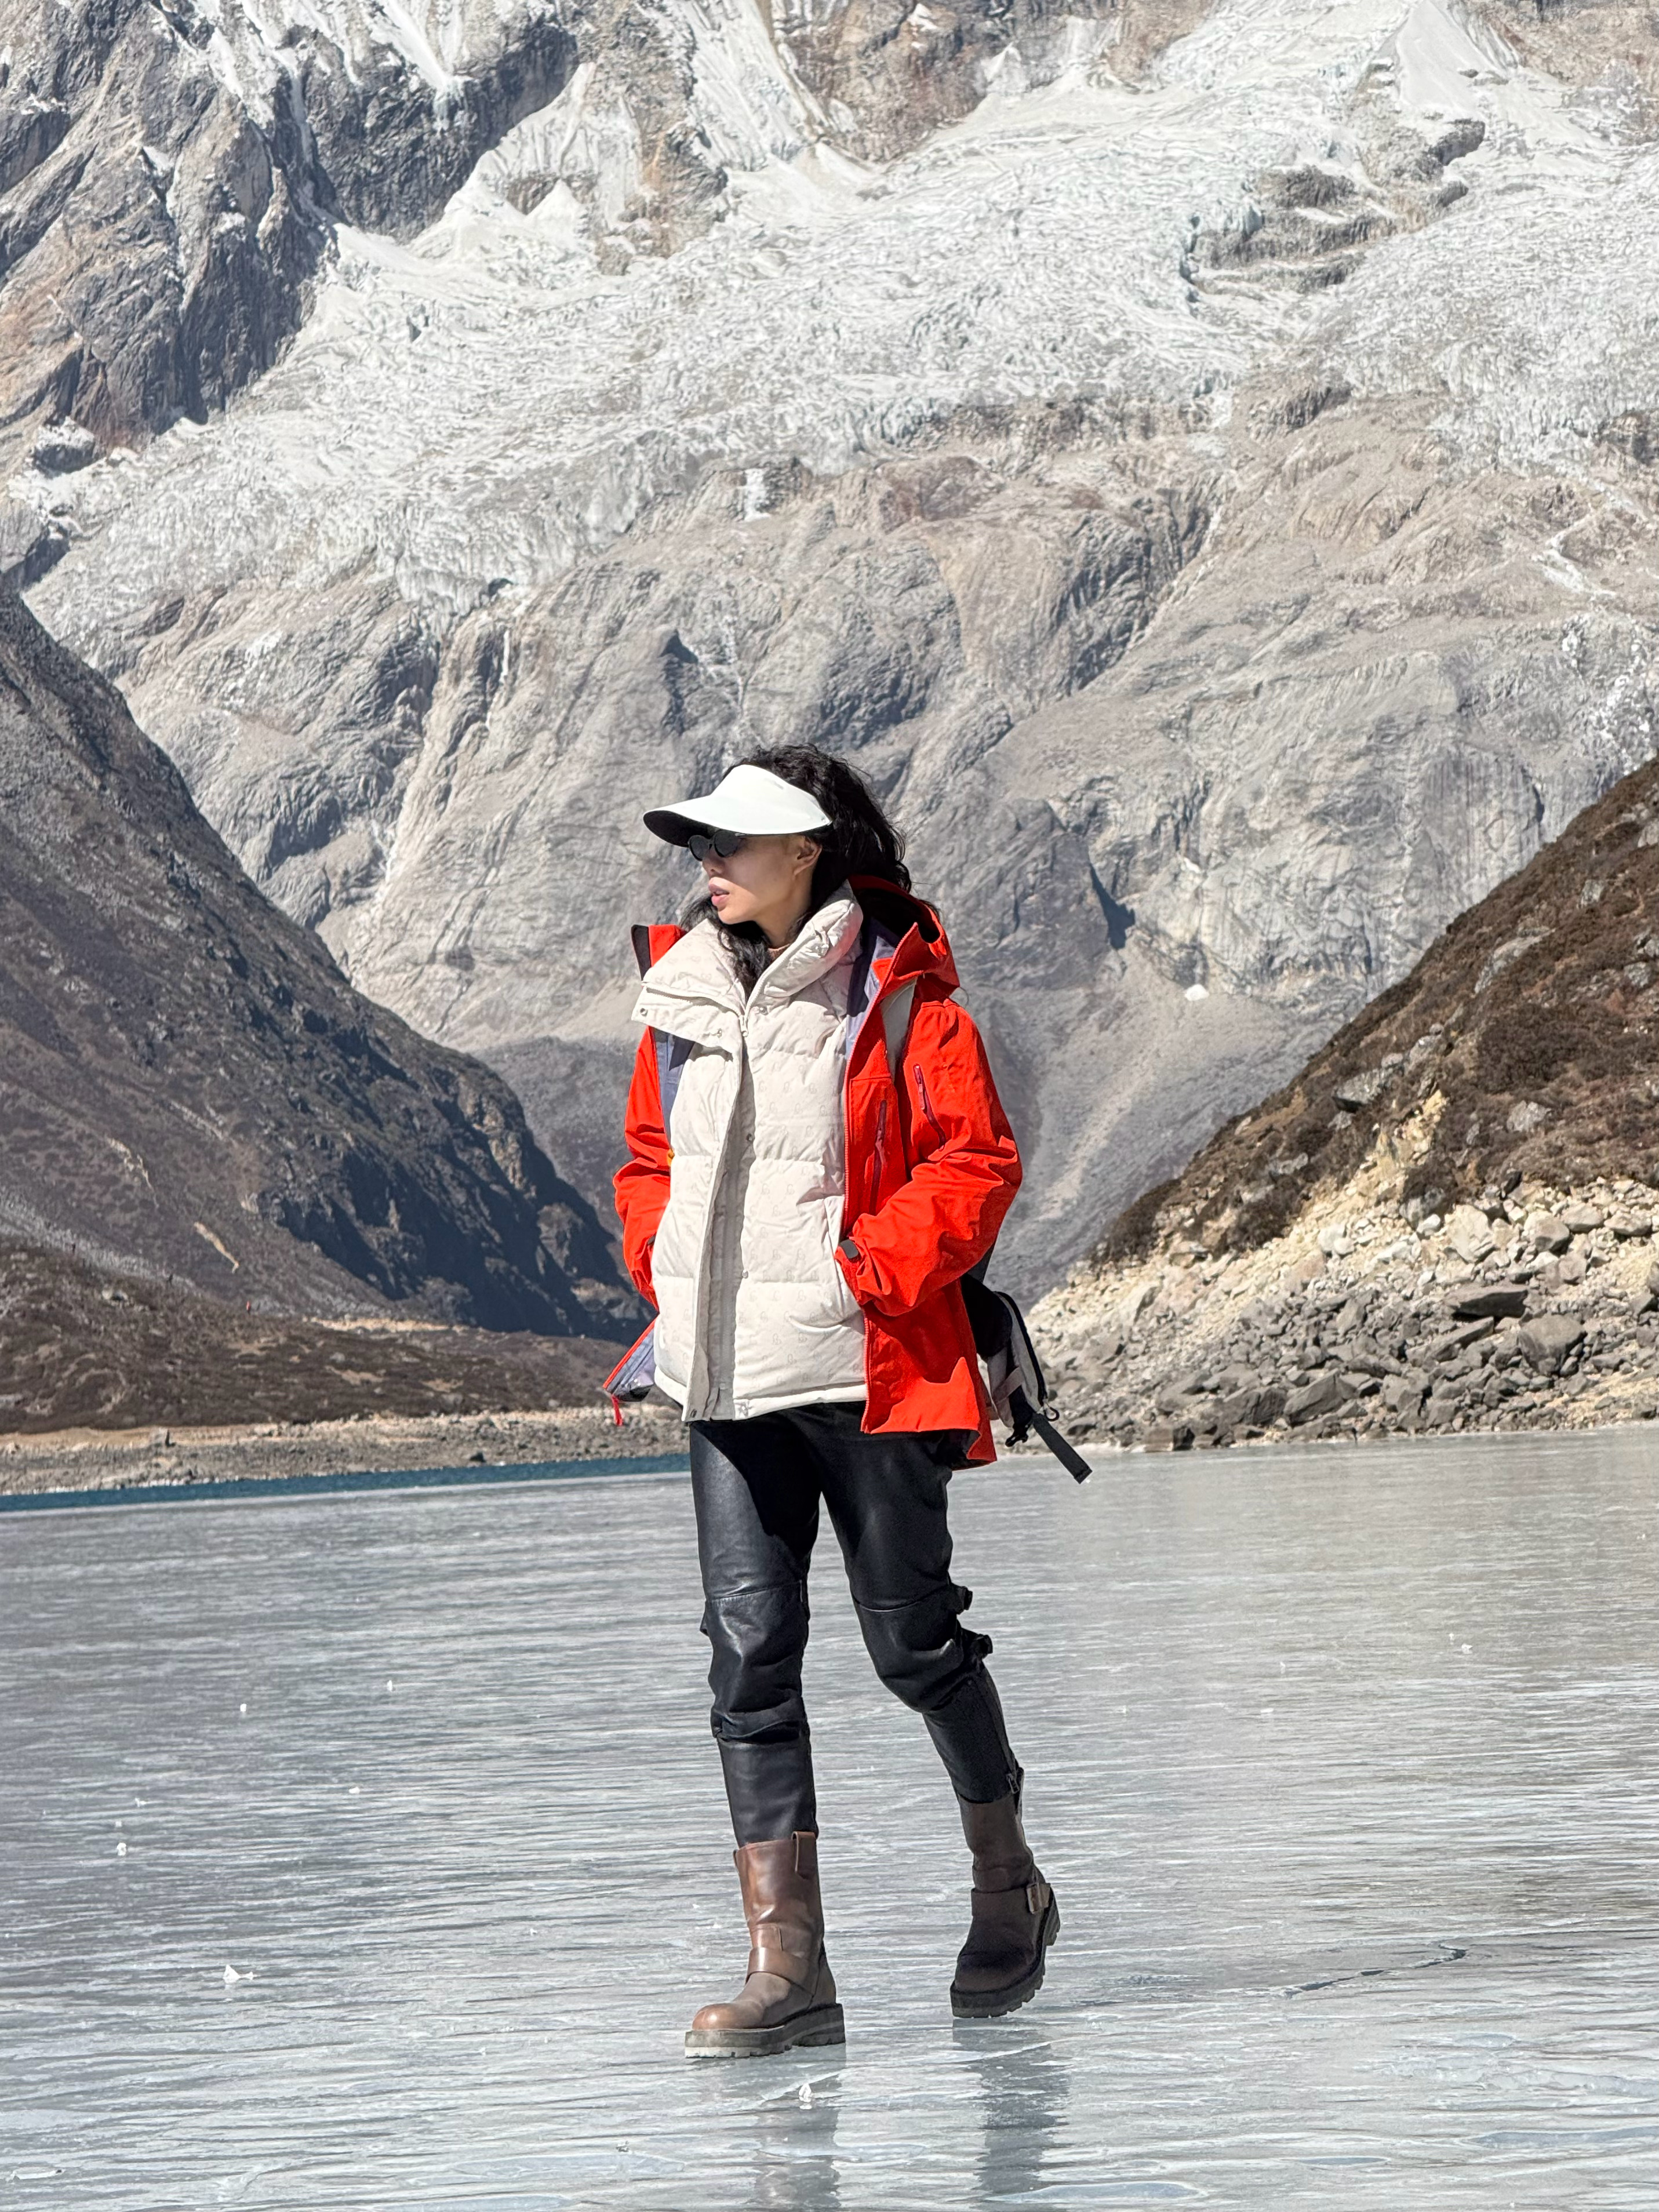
[1036,750,1659,1447]
[0,588,634,1338]
[11,0,1659,1293]
[0,0,578,525]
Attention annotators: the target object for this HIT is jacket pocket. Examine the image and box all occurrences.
[822,1196,863,1322]
[827,1257,863,1323]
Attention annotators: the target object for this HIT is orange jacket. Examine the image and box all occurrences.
[608,881,1022,1461]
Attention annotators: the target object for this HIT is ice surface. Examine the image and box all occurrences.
[3,1428,1657,2207]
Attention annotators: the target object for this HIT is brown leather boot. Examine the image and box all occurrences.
[950,1788,1060,2019]
[685,1831,846,2058]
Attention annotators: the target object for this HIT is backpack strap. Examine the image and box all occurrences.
[845,912,904,1049]
[654,1030,693,1133]
[879,979,916,1076]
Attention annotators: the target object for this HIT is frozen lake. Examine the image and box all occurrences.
[3,1429,1657,2209]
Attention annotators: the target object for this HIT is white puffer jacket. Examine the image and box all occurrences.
[632,892,868,1422]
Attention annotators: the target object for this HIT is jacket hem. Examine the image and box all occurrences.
[687,1385,868,1421]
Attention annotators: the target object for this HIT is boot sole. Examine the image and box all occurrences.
[683,2003,846,2059]
[951,1895,1061,2021]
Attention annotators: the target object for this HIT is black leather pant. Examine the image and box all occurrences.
[690,1402,1021,1844]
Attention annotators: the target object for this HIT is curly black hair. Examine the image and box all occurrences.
[740,744,910,904]
[684,744,910,993]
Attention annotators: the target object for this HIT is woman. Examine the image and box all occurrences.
[609,743,1057,2058]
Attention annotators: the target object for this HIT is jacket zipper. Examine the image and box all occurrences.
[708,1034,749,1416]
[872,1096,890,1204]
[914,1064,944,1147]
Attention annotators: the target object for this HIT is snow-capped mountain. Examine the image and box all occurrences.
[8,0,1659,1290]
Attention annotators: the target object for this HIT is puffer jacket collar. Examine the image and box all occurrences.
[632,891,864,1042]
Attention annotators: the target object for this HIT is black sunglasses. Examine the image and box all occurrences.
[687,829,748,862]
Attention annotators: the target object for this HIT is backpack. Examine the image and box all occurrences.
[878,984,1089,1482]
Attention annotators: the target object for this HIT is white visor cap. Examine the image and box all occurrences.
[644,763,832,846]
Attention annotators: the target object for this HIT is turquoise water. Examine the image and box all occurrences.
[2,1429,1656,2207]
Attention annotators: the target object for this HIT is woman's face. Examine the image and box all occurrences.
[697,832,820,940]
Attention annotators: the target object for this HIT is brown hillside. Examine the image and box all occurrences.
[0,1239,617,1436]
[1104,752,1659,1267]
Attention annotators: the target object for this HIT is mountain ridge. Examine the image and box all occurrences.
[0,587,636,1340]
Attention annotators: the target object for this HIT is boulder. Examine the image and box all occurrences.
[1285,1371,1355,1425]
[1439,1348,1487,1384]
[1208,1364,1264,1395]
[1450,1283,1529,1321]
[1381,1371,1428,1415]
[1333,1067,1388,1109]
[1525,1212,1573,1254]
[1154,1370,1209,1414]
[1077,1336,1124,1382]
[1516,1314,1585,1374]
[1343,1351,1401,1378]
[32,423,97,475]
[1562,1204,1605,1233]
[1144,1423,1195,1453]
[1430,1316,1497,1360]
[1445,1203,1496,1264]
[1217,1383,1287,1431]
[1609,1213,1653,1240]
